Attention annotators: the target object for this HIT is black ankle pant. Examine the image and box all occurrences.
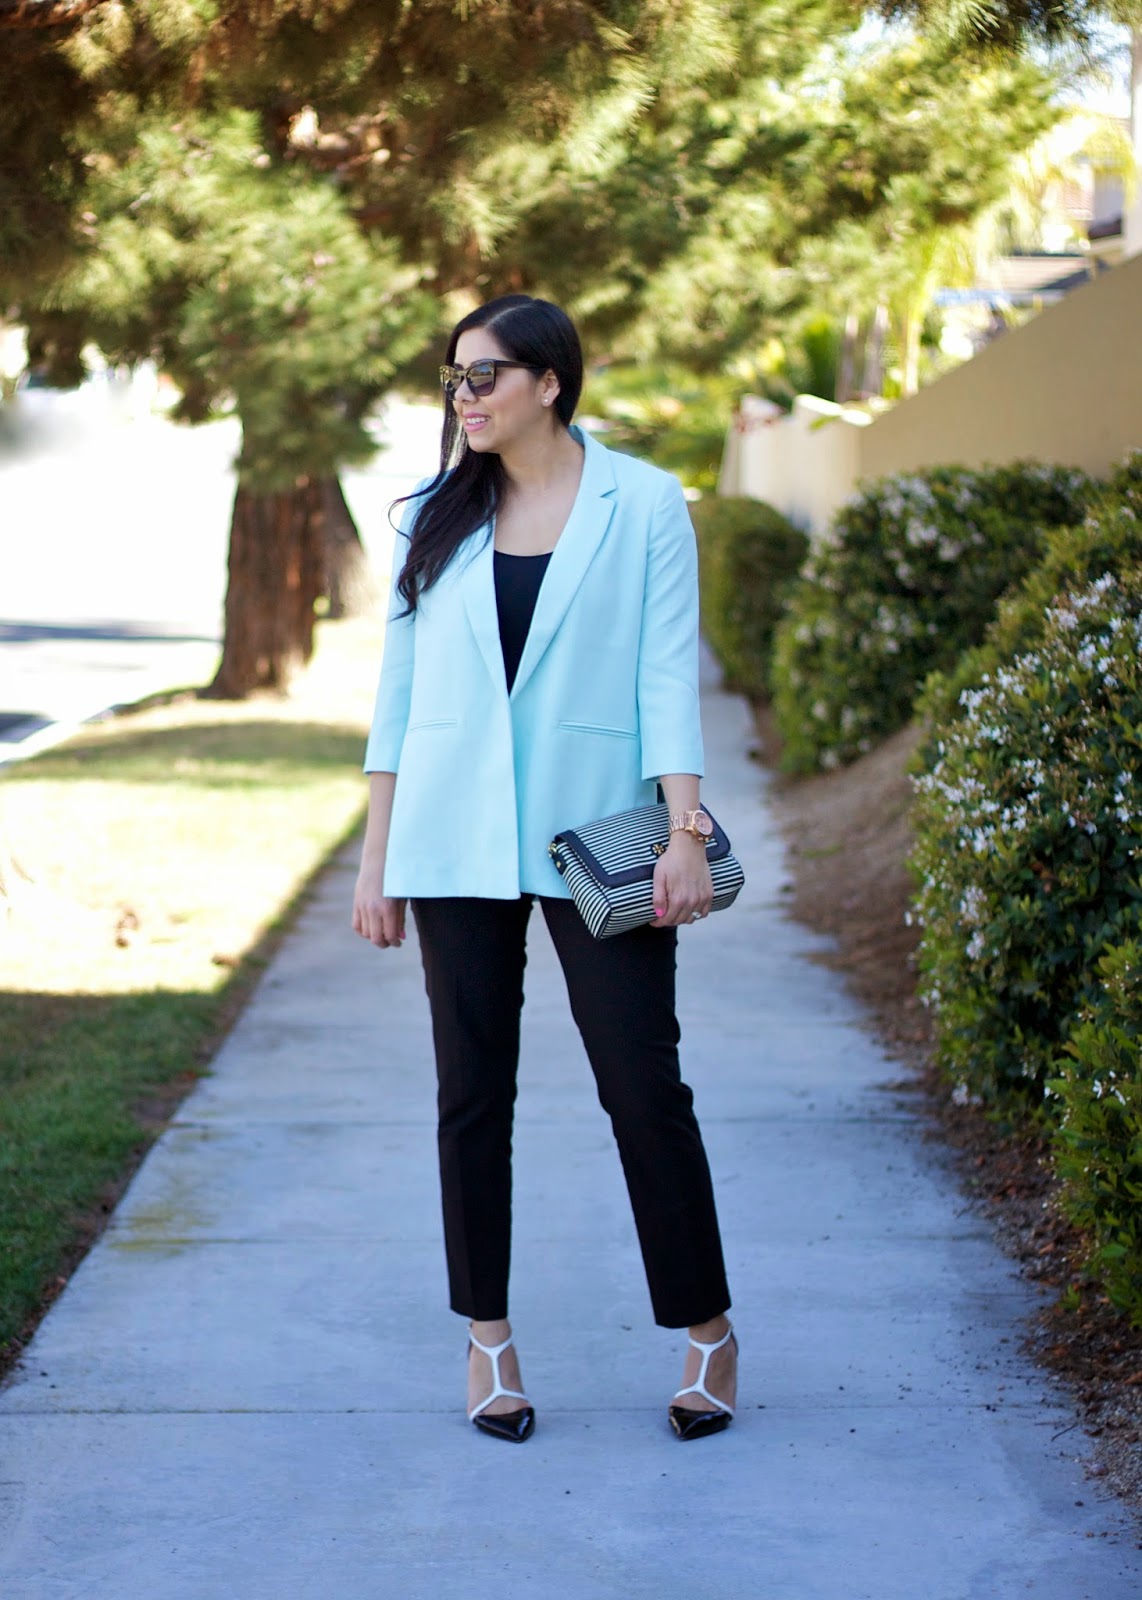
[410,894,731,1329]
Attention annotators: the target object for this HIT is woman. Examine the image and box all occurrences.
[352,294,737,1443]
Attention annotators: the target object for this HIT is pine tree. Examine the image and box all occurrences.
[8,2,724,693]
[870,0,1142,54]
[473,12,1062,390]
[3,0,1119,692]
[40,109,433,691]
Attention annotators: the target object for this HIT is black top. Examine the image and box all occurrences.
[493,549,552,693]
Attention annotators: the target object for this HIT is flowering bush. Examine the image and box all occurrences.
[1105,448,1142,516]
[1048,939,1142,1325]
[906,565,1142,1104]
[769,463,1095,774]
[692,495,808,700]
[914,455,1142,763]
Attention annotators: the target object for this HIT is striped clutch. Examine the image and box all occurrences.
[548,802,745,939]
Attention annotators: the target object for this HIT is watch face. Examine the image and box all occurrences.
[694,810,714,837]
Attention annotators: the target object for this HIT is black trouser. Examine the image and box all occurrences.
[410,894,731,1329]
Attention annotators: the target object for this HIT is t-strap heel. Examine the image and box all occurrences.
[467,1331,535,1443]
[668,1324,737,1441]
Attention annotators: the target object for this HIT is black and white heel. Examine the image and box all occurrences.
[467,1331,535,1443]
[668,1325,737,1441]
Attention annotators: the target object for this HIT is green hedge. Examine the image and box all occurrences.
[691,494,808,700]
[905,475,1142,1321]
[1049,938,1142,1324]
[914,452,1142,762]
[906,549,1142,1106]
[769,463,1095,773]
[1104,448,1142,514]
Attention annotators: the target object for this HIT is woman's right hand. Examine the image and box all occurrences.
[352,865,407,949]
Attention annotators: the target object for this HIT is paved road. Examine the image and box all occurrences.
[0,377,439,762]
[1,646,1138,1598]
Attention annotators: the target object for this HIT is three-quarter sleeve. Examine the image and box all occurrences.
[363,491,423,774]
[636,474,705,780]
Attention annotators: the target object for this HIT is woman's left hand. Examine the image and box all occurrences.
[649,835,714,928]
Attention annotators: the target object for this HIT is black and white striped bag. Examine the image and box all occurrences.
[548,802,745,939]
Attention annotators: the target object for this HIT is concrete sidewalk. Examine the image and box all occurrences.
[2,653,1140,1600]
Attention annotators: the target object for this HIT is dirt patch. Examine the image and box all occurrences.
[752,700,1142,1522]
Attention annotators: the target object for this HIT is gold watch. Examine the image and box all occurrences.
[669,808,714,842]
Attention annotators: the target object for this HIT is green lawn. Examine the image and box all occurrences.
[0,616,382,1365]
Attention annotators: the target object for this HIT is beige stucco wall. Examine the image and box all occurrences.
[786,396,870,532]
[717,395,784,501]
[859,251,1142,482]
[717,395,871,535]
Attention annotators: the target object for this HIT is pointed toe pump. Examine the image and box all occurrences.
[668,1325,737,1442]
[468,1331,535,1443]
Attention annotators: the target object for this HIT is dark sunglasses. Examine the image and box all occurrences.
[439,358,545,398]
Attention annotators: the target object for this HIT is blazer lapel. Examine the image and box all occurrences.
[458,521,508,697]
[508,427,617,702]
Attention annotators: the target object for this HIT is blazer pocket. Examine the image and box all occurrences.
[557,720,638,740]
[406,717,459,732]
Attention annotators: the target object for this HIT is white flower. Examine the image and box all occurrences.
[905,521,940,547]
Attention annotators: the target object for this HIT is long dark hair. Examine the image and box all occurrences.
[392,294,583,613]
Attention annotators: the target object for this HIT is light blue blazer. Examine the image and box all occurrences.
[364,423,704,899]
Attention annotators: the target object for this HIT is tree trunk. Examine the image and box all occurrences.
[900,304,922,397]
[836,309,860,402]
[1127,29,1142,259]
[205,479,325,699]
[861,302,889,398]
[320,475,377,620]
